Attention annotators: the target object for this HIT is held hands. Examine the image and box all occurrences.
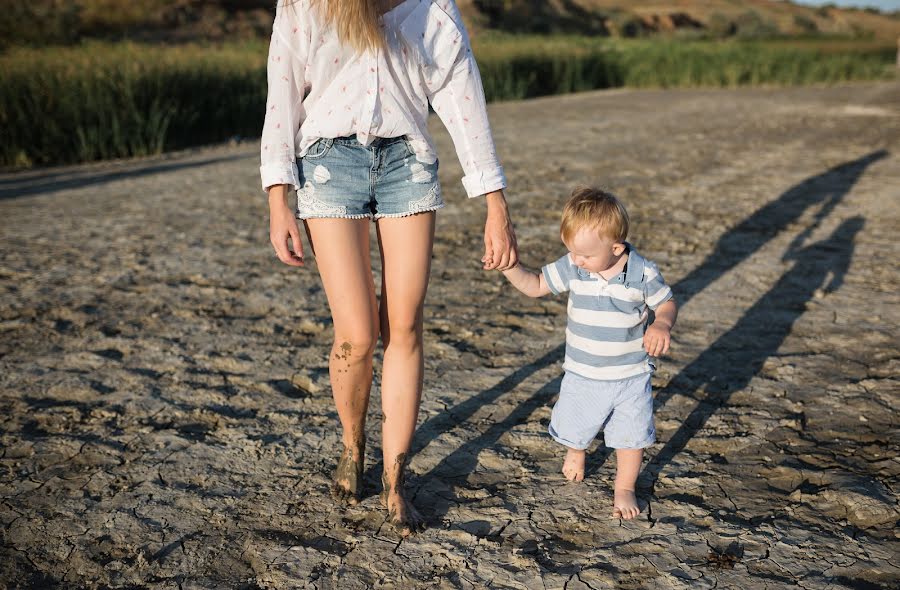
[482,190,519,271]
[643,321,671,357]
[269,185,305,267]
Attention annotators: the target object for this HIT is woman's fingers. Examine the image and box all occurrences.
[504,246,519,271]
[496,245,518,271]
[271,221,305,267]
[493,243,510,270]
[483,231,518,270]
[482,236,494,269]
[288,226,305,264]
[275,239,302,266]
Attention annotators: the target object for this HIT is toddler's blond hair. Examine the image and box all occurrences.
[560,187,629,244]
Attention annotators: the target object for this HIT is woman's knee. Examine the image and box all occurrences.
[381,315,423,350]
[332,329,379,361]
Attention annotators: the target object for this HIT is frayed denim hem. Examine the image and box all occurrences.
[372,203,445,220]
[295,212,373,220]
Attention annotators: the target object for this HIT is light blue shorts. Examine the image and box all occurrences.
[548,371,656,450]
[296,135,444,220]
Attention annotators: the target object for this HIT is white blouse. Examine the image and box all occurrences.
[259,0,507,199]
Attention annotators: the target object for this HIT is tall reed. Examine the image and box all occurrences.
[1,38,894,168]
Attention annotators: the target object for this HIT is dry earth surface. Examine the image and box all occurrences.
[1,82,899,589]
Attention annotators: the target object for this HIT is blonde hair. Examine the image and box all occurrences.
[286,0,386,53]
[560,187,629,244]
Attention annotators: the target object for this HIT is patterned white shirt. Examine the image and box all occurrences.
[259,0,507,199]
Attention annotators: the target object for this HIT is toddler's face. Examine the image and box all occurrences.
[563,228,626,274]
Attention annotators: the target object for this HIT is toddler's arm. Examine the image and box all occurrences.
[644,299,677,356]
[502,264,551,298]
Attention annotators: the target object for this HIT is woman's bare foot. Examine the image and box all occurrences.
[331,440,365,505]
[380,454,426,535]
[562,447,586,482]
[613,488,641,519]
[380,486,425,536]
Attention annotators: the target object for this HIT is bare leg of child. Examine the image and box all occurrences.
[562,447,586,482]
[613,448,643,519]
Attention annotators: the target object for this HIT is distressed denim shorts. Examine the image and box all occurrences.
[296,135,444,220]
[548,370,656,450]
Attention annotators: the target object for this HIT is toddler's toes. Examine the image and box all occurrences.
[613,488,641,520]
[561,465,583,482]
[562,448,586,482]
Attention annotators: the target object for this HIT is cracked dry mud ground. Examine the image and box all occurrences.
[1,82,899,589]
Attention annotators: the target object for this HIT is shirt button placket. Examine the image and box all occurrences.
[358,51,379,145]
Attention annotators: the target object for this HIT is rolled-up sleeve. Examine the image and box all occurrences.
[427,4,506,198]
[259,4,309,193]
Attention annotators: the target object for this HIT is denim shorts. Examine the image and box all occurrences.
[548,370,655,450]
[296,135,444,220]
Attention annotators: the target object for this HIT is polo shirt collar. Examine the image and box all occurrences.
[623,242,645,287]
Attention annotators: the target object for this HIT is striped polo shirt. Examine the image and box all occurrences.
[541,244,673,381]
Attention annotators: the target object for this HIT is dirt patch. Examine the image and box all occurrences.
[1,82,898,588]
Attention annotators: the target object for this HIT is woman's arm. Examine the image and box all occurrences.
[425,1,517,269]
[426,21,506,201]
[264,3,310,266]
[260,2,310,194]
[482,190,518,270]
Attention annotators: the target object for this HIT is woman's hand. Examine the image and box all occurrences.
[268,185,305,267]
[482,190,518,271]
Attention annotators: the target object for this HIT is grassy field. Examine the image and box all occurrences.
[1,41,266,168]
[475,35,896,98]
[1,37,895,169]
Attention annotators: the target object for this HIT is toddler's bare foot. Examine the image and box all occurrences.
[613,488,640,520]
[562,447,586,482]
[331,441,364,505]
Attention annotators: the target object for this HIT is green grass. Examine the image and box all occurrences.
[1,41,267,168]
[1,37,895,168]
[474,34,896,99]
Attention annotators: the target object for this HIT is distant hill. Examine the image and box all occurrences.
[458,0,900,40]
[2,0,899,48]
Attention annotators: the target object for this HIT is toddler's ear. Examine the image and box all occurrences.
[613,242,627,256]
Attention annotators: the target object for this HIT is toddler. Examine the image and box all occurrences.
[500,187,677,519]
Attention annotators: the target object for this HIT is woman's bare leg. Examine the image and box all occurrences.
[375,212,435,534]
[305,218,378,505]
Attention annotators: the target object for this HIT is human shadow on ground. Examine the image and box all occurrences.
[640,215,863,492]
[673,149,884,307]
[0,151,255,200]
[581,150,883,478]
[412,150,883,516]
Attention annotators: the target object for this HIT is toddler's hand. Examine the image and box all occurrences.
[643,323,671,357]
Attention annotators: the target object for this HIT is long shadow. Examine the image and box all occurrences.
[411,347,563,456]
[579,149,886,477]
[642,216,863,491]
[410,150,884,500]
[417,375,562,476]
[674,150,885,306]
[0,151,255,200]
